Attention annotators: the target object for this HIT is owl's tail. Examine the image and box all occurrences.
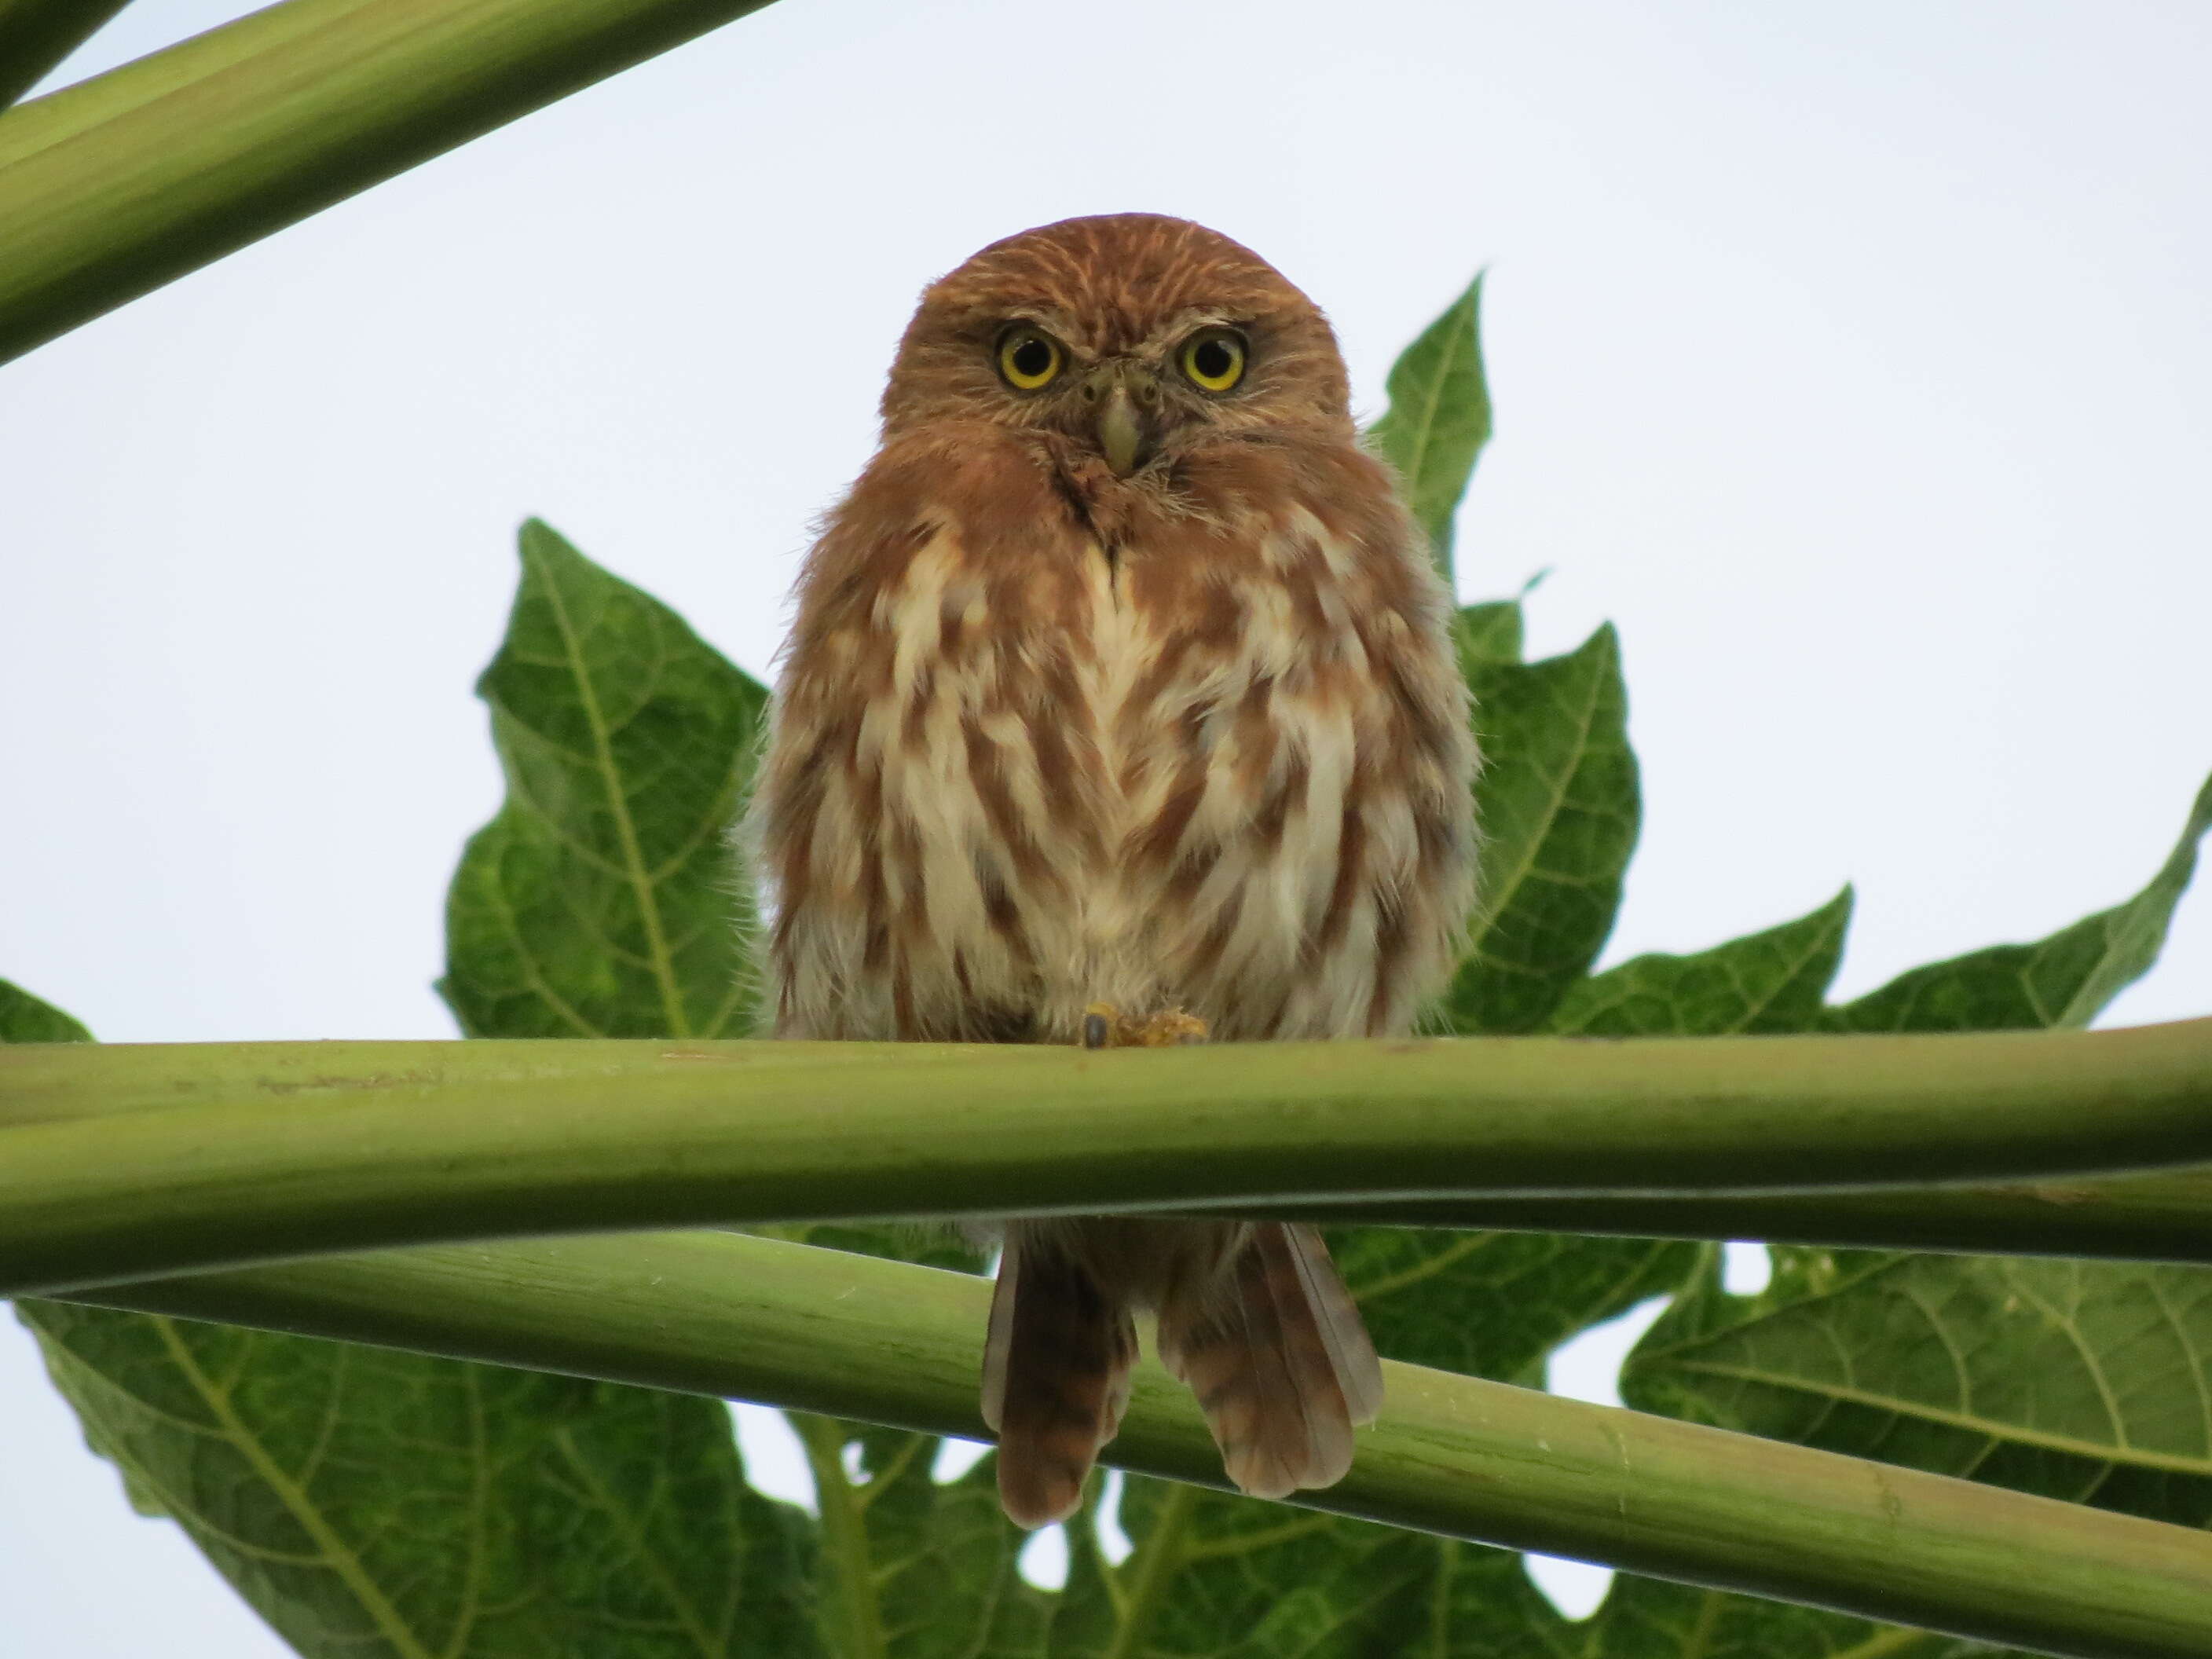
[1156,1223,1384,1501]
[982,1225,1138,1529]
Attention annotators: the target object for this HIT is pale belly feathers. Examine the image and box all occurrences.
[855,526,1386,1044]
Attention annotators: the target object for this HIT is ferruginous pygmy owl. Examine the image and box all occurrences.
[748,214,1478,1528]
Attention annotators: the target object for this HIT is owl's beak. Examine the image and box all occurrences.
[1083,363,1158,477]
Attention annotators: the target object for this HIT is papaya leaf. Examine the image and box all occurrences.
[1336,1228,1694,1390]
[1822,771,2212,1035]
[1611,775,2212,1652]
[438,518,769,1042]
[1443,624,1641,1035]
[1454,598,1523,670]
[1627,1247,2212,1534]
[1547,887,1855,1036]
[1367,274,1492,581]
[0,974,91,1042]
[1050,1479,1434,1658]
[1544,782,2212,1643]
[1070,1441,2013,1658]
[1531,1575,1997,1659]
[4,979,819,1659]
[799,1420,1049,1659]
[1258,1542,1998,1659]
[25,1302,822,1659]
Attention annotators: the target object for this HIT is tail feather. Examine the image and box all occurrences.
[982,1225,1137,1529]
[1279,1223,1384,1426]
[1158,1223,1380,1500]
[979,1235,1023,1435]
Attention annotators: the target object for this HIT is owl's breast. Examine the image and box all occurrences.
[1077,523,1382,1038]
[759,458,1476,1047]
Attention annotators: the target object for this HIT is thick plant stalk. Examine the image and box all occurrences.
[0,0,780,364]
[0,0,134,108]
[1257,1164,2212,1262]
[2,1021,2211,1297]
[68,1228,2212,1659]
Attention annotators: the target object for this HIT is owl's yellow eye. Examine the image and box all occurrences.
[1178,328,1247,393]
[996,327,1064,390]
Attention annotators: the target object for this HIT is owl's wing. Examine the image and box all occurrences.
[753,434,1111,1046]
[982,1224,1138,1529]
[1155,1222,1382,1500]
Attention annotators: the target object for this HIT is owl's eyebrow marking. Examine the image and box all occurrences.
[1137,309,1246,355]
[991,307,1084,351]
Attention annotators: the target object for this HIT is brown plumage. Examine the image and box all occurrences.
[746,214,1478,1527]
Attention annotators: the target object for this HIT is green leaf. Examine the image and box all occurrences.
[1048,1481,1430,1658]
[1453,599,1523,671]
[4,979,819,1659]
[1606,779,2212,1654]
[1339,1227,1694,1389]
[1547,888,1855,1036]
[438,518,770,1041]
[1620,781,2212,1533]
[1538,1576,1989,1659]
[797,1419,1049,1659]
[1367,274,1492,581]
[23,1302,822,1657]
[1824,771,2212,1035]
[1336,1544,1987,1659]
[1443,623,1642,1034]
[1626,1247,2212,1534]
[1045,1496,2002,1657]
[0,972,92,1042]
[0,0,132,109]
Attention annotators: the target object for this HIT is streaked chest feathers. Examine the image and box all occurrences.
[756,436,1474,1048]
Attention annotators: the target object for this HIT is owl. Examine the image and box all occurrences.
[748,214,1478,1527]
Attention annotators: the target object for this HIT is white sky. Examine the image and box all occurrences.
[3,2,2209,1651]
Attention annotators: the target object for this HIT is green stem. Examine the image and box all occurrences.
[0,0,781,364]
[794,1414,885,1659]
[0,0,132,108]
[1101,1481,1192,1659]
[4,1023,2212,1298]
[61,1229,2212,1659]
[1236,1165,2212,1263]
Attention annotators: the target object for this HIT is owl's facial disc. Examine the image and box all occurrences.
[1077,361,1160,477]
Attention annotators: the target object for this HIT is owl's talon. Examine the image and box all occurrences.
[1082,1004,1117,1049]
[1137,1009,1209,1047]
[1080,1003,1206,1047]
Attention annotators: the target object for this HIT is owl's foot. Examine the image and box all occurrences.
[1081,1003,1209,1049]
[1130,1009,1209,1046]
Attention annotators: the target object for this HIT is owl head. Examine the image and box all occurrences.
[879,214,1354,476]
